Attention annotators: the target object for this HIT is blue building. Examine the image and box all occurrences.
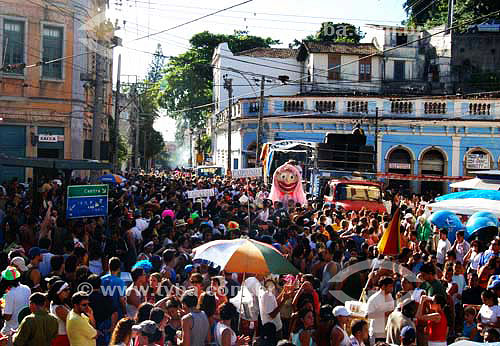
[212,94,500,194]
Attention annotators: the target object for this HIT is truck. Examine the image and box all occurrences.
[262,133,387,212]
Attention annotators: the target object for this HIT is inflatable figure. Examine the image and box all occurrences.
[269,163,307,206]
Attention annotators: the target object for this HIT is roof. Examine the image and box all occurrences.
[301,41,382,56]
[234,47,298,59]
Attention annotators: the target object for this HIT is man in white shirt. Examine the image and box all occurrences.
[366,276,394,343]
[451,230,470,265]
[436,229,451,267]
[258,279,293,340]
[0,267,31,336]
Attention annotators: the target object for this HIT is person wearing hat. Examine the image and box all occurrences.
[12,292,58,346]
[0,266,31,336]
[132,320,163,345]
[24,246,42,290]
[400,325,417,346]
[330,306,351,346]
[10,257,28,274]
[316,305,334,346]
[66,291,97,346]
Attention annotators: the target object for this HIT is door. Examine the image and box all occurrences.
[394,60,405,81]
[0,125,26,183]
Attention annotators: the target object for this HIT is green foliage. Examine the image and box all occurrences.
[157,30,280,141]
[290,22,365,48]
[404,0,500,30]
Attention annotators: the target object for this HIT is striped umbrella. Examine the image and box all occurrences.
[99,174,127,184]
[192,238,299,275]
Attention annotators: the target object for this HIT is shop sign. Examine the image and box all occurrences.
[466,153,490,170]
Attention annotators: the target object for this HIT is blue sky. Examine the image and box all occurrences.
[108,0,408,140]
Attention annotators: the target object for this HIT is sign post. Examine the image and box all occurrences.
[187,189,215,218]
[66,185,108,219]
[232,168,263,231]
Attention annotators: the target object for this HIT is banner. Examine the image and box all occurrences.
[187,189,215,199]
[232,167,262,179]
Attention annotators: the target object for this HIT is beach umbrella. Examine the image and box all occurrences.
[428,210,465,244]
[99,174,127,184]
[192,238,299,275]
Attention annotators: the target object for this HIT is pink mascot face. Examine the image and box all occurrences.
[276,166,299,193]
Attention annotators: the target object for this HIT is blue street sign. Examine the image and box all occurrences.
[66,185,108,219]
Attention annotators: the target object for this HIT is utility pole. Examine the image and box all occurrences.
[375,107,379,173]
[133,86,140,170]
[223,76,233,173]
[188,123,193,167]
[144,115,148,171]
[92,46,104,165]
[446,0,455,34]
[113,54,121,172]
[256,75,265,167]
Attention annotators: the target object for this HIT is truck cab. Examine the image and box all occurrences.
[323,179,386,213]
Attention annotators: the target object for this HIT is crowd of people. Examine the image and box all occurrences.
[0,169,498,346]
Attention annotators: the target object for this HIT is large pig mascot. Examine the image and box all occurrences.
[269,162,307,206]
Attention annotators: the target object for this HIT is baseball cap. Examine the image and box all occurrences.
[488,280,500,290]
[184,264,194,273]
[401,326,416,343]
[332,306,351,317]
[132,320,158,336]
[2,266,21,281]
[28,247,41,259]
[11,257,28,272]
[228,221,240,231]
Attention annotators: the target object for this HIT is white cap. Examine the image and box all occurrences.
[333,306,351,317]
[11,257,28,272]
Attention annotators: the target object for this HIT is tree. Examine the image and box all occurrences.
[157,30,280,141]
[290,22,364,48]
[139,44,165,168]
[403,0,500,29]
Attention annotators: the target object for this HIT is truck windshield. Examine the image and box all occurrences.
[335,184,381,202]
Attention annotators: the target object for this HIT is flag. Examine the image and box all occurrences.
[378,208,402,255]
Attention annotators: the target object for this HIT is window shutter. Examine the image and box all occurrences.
[42,26,63,79]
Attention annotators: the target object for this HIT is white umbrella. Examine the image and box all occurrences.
[427,198,500,217]
[450,177,500,190]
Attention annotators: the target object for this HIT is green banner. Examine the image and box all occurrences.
[67,185,108,198]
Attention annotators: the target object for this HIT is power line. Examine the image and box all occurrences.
[165,8,500,116]
[129,0,254,42]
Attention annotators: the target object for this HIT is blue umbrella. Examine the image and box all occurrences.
[468,211,497,222]
[428,210,465,244]
[436,190,500,201]
[465,216,499,240]
[99,174,127,184]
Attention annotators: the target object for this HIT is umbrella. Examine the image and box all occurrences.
[427,198,500,217]
[436,190,500,201]
[450,177,500,190]
[192,238,299,275]
[99,174,127,184]
[428,210,465,244]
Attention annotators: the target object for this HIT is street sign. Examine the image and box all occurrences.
[67,184,108,219]
[187,189,215,199]
[232,167,262,178]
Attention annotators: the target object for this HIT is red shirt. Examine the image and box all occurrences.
[428,310,447,342]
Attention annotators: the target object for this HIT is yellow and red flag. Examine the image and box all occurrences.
[378,208,402,255]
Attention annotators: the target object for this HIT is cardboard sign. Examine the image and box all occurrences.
[187,189,215,199]
[232,167,262,179]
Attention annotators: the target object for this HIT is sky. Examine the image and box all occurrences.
[107,0,409,141]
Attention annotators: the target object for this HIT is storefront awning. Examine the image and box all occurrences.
[377,172,470,182]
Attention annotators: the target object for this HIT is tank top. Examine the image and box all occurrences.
[333,325,350,346]
[428,311,447,342]
[292,329,314,346]
[215,322,237,346]
[188,311,209,346]
[50,303,68,335]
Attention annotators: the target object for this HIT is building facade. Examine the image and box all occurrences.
[213,94,500,194]
[0,0,113,183]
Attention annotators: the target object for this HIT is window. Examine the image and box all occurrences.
[359,57,371,81]
[391,101,413,114]
[347,101,368,113]
[469,103,491,115]
[283,100,304,112]
[424,102,447,114]
[396,33,408,45]
[394,60,405,81]
[3,20,25,74]
[249,102,259,113]
[315,100,335,112]
[42,26,63,79]
[328,54,340,80]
